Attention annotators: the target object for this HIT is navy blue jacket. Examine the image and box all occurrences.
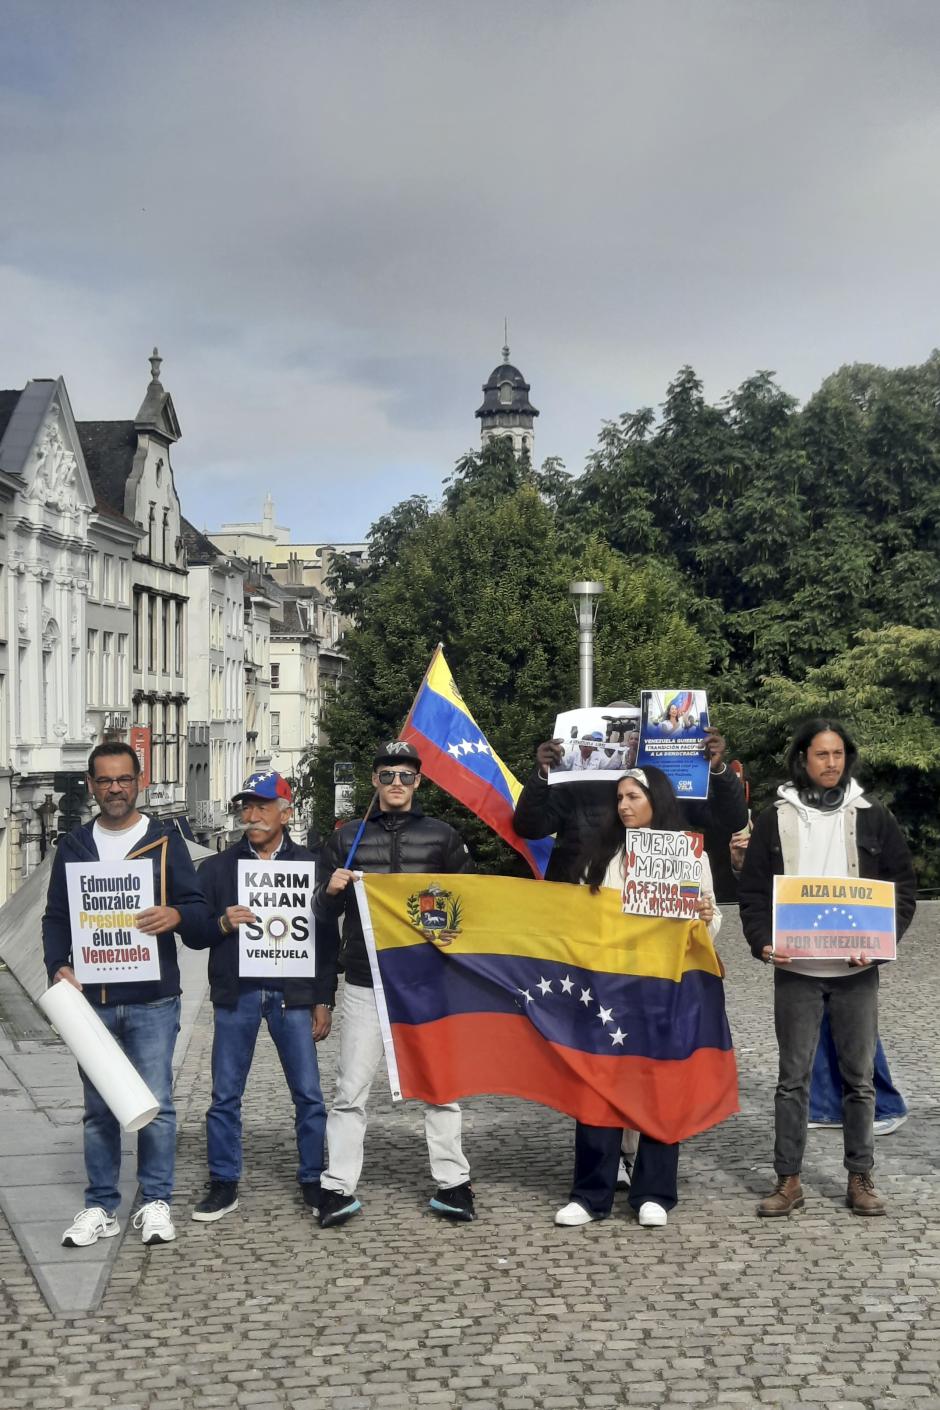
[42,817,210,1006]
[192,833,339,1010]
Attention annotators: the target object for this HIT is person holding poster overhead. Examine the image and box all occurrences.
[514,703,747,886]
[42,743,210,1248]
[554,766,721,1230]
[738,719,916,1218]
[188,771,338,1223]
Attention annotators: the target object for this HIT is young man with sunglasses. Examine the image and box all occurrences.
[42,742,210,1248]
[313,740,475,1228]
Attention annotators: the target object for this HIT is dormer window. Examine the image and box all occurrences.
[499,381,513,406]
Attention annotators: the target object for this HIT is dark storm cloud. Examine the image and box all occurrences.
[2,0,939,537]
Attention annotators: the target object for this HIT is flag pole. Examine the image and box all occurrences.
[343,790,378,868]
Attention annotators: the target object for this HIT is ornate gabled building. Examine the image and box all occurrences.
[78,350,189,823]
[0,376,141,894]
[475,338,539,457]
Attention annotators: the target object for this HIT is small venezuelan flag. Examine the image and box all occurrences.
[400,645,553,879]
[357,873,739,1143]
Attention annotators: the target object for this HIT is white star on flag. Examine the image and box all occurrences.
[537,977,553,996]
[580,988,593,1006]
[610,1027,627,1046]
[517,987,533,1004]
[560,975,574,994]
[597,1005,613,1025]
[446,743,462,759]
[459,739,475,755]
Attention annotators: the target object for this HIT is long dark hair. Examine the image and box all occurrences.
[580,766,684,893]
[785,718,858,790]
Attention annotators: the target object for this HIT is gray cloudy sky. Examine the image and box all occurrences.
[3,1,939,540]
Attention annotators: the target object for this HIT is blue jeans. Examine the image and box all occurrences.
[207,988,326,1184]
[809,1011,907,1123]
[81,995,180,1213]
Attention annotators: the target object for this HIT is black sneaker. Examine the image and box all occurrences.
[318,1188,362,1229]
[301,1180,321,1211]
[192,1180,239,1223]
[429,1181,475,1222]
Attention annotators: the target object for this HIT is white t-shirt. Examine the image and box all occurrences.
[93,815,150,863]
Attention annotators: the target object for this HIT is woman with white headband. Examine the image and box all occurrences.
[555,765,721,1229]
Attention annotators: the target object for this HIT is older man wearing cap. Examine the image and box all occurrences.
[313,739,476,1229]
[188,771,339,1222]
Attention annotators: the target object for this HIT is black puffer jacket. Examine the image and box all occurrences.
[512,767,749,884]
[313,805,474,987]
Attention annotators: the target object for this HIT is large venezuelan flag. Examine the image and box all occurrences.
[357,873,739,1143]
[400,645,553,879]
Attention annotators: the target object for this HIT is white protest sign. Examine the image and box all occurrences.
[237,859,316,978]
[621,829,704,920]
[66,860,159,983]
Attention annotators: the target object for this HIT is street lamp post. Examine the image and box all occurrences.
[569,580,605,708]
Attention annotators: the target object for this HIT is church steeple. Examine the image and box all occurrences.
[475,331,538,457]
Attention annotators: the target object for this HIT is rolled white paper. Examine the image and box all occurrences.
[37,981,160,1132]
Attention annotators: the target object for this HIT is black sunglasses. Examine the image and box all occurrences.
[376,768,417,786]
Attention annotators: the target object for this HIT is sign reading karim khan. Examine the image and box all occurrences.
[237,860,317,977]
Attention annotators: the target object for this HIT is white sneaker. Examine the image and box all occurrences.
[554,1201,594,1226]
[638,1201,668,1227]
[132,1200,177,1245]
[62,1206,120,1248]
[873,1114,908,1136]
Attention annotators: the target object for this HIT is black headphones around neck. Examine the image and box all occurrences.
[798,783,846,810]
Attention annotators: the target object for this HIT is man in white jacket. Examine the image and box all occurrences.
[739,719,916,1218]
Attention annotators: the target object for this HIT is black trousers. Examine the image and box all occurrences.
[570,1123,679,1217]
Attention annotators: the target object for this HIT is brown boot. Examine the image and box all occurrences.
[756,1174,805,1217]
[846,1171,886,1216]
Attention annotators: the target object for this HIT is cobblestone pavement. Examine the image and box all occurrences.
[2,907,938,1410]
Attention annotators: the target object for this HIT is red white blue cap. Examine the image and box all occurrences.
[231,770,293,806]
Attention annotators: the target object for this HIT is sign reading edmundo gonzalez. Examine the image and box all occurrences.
[772,875,897,961]
[66,860,159,983]
[237,860,316,978]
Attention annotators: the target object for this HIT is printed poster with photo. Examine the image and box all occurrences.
[635,689,711,800]
[621,830,704,921]
[773,875,897,961]
[237,859,317,978]
[66,860,160,983]
[545,706,640,785]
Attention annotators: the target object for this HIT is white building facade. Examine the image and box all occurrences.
[184,521,246,846]
[80,351,189,824]
[0,378,136,896]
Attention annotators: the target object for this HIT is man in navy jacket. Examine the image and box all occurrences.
[42,742,210,1249]
[189,771,338,1223]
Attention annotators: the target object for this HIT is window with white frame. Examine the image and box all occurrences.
[102,632,114,704]
[86,630,98,704]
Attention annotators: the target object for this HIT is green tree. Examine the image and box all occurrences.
[300,442,718,870]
